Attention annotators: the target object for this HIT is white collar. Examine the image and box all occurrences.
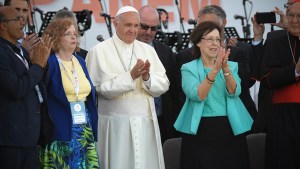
[113,34,134,48]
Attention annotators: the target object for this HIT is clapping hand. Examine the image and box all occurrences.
[21,33,40,54]
[30,34,52,68]
[212,47,231,73]
[213,47,226,73]
[221,48,231,72]
[227,37,238,47]
[141,60,150,81]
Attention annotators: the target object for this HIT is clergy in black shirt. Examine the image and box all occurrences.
[259,2,300,169]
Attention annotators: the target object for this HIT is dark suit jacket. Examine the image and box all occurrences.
[0,37,45,147]
[176,43,257,119]
[153,40,180,141]
[231,42,257,119]
[250,38,272,133]
[175,47,194,109]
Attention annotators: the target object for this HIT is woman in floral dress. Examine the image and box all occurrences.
[39,19,99,169]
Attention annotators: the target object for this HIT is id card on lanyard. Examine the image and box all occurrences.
[57,56,87,125]
[70,101,87,124]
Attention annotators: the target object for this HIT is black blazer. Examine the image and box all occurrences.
[153,40,179,139]
[0,37,45,147]
[230,42,257,119]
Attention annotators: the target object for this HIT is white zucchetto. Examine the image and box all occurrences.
[115,6,139,17]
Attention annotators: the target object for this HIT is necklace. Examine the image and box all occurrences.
[57,55,80,101]
[62,60,74,73]
[287,31,297,65]
[112,38,135,72]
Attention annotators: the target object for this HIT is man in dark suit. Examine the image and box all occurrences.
[137,5,179,144]
[0,6,51,169]
[250,3,292,133]
[176,5,257,119]
[258,3,300,167]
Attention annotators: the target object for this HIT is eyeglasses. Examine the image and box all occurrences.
[284,2,294,8]
[287,13,300,22]
[0,16,22,23]
[201,37,221,44]
[140,23,159,31]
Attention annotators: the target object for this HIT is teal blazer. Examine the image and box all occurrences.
[174,59,253,136]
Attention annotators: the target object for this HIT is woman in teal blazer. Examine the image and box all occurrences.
[174,22,253,169]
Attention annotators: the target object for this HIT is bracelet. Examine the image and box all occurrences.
[223,70,231,76]
[206,78,214,84]
[206,75,215,83]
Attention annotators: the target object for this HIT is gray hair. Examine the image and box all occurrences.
[197,6,223,26]
[114,14,122,23]
[210,5,226,19]
[53,9,78,24]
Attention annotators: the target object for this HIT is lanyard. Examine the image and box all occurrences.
[7,44,44,103]
[7,44,29,69]
[15,52,29,69]
[57,56,80,101]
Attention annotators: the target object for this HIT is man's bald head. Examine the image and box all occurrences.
[139,5,159,22]
[137,5,160,44]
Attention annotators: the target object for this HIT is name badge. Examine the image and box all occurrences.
[70,101,87,125]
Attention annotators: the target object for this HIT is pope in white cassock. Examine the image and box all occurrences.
[85,6,169,169]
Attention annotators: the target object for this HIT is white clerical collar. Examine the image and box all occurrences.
[113,34,134,48]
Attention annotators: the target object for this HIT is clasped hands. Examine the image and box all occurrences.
[213,47,231,73]
[131,59,150,81]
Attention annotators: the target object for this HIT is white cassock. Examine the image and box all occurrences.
[86,34,169,169]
